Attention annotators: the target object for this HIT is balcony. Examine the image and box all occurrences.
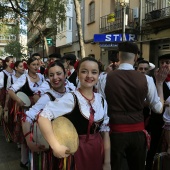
[142,6,170,29]
[100,8,136,33]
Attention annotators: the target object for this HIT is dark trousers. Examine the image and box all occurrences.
[145,114,164,170]
[110,131,146,170]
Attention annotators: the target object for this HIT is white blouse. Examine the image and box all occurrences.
[163,83,170,129]
[40,90,110,132]
[26,88,73,123]
[7,75,20,89]
[0,70,15,89]
[9,73,44,92]
[34,79,76,96]
[34,79,50,95]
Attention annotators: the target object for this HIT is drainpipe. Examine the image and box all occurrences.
[100,0,102,60]
[139,0,143,58]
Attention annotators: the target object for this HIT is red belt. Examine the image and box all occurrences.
[110,122,144,133]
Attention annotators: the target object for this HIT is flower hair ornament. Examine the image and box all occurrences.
[23,62,28,70]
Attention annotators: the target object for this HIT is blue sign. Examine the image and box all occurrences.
[94,34,137,42]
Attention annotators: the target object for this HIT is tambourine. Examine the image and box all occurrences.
[33,116,79,153]
[52,116,79,154]
[16,92,31,107]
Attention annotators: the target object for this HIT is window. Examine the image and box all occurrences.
[89,1,95,23]
[69,18,72,30]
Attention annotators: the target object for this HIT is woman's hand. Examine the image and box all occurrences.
[52,144,70,158]
[17,99,26,107]
[103,162,111,170]
[26,139,46,152]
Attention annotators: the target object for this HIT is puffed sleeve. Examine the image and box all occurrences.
[34,80,50,95]
[99,98,110,132]
[9,74,26,92]
[38,73,45,82]
[25,94,51,123]
[97,72,107,99]
[65,79,76,92]
[40,93,75,121]
[0,71,4,89]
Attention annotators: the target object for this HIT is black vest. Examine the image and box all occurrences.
[105,70,148,124]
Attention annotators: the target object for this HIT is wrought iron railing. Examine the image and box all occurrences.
[100,8,135,33]
[143,6,170,23]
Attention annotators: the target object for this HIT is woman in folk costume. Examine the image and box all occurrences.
[38,57,111,170]
[22,61,75,170]
[32,63,76,103]
[0,56,15,108]
[4,61,25,144]
[0,56,15,141]
[8,56,45,169]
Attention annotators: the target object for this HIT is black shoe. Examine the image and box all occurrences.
[20,162,28,169]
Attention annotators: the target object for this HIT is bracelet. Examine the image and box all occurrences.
[24,131,31,138]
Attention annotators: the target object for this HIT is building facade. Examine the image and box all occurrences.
[62,0,170,68]
[0,4,18,59]
[28,0,170,67]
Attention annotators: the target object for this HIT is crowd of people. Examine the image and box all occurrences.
[0,41,170,170]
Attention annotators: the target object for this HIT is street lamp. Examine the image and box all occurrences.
[28,46,33,57]
[120,0,129,41]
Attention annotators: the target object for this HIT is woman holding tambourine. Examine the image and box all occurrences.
[8,56,45,169]
[0,56,15,142]
[38,57,111,170]
[22,61,75,169]
[5,61,25,145]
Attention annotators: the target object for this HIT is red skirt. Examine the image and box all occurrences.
[12,102,25,143]
[0,88,6,108]
[1,95,14,142]
[74,133,104,170]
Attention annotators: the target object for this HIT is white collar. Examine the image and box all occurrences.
[118,63,134,70]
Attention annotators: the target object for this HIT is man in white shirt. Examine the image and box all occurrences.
[98,41,169,170]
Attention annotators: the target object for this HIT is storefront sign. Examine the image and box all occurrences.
[99,43,118,47]
[94,34,137,42]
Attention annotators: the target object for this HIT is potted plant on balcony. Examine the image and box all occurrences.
[150,9,161,19]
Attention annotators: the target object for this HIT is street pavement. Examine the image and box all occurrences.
[0,126,23,170]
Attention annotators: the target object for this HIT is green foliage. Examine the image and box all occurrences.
[0,49,5,57]
[4,41,25,59]
[1,0,68,37]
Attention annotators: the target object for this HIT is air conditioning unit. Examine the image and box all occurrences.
[133,8,139,18]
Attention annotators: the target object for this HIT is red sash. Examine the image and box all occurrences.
[110,122,144,133]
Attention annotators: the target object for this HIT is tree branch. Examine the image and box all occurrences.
[8,0,44,40]
[8,0,45,13]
